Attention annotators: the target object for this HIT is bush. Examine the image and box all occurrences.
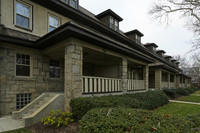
[163,89,176,99]
[163,87,197,99]
[70,91,169,120]
[176,88,190,96]
[187,113,200,130]
[79,107,194,133]
[41,110,74,128]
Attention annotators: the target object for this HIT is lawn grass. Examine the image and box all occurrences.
[154,102,200,117]
[177,95,200,103]
[177,90,200,103]
[2,128,33,133]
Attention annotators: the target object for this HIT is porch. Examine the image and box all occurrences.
[149,68,176,90]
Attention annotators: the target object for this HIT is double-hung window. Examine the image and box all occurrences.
[69,0,77,8]
[110,17,114,29]
[50,59,60,78]
[114,20,119,31]
[15,1,32,29]
[48,15,60,32]
[16,53,30,76]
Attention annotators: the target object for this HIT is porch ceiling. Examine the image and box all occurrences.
[83,48,120,65]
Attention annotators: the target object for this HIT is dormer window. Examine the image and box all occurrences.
[114,21,119,31]
[153,46,156,51]
[109,16,119,31]
[60,0,78,9]
[110,17,114,28]
[69,0,77,8]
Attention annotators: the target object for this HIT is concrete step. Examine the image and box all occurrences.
[22,113,30,118]
[28,108,37,114]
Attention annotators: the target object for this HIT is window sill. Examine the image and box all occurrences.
[15,25,33,32]
[48,78,63,82]
[13,76,36,81]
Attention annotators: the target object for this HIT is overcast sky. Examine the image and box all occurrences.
[79,0,195,57]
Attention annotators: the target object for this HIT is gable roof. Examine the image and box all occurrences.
[96,9,123,21]
[125,29,144,37]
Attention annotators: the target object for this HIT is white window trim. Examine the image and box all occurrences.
[14,0,33,30]
[15,52,33,78]
[48,13,61,32]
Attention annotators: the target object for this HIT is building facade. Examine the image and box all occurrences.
[0,0,191,117]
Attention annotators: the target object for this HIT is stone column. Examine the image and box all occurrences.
[64,44,83,111]
[174,75,176,88]
[121,58,128,93]
[143,66,149,91]
[176,75,180,88]
[155,69,162,90]
[168,73,170,88]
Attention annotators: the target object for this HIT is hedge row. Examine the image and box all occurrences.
[163,87,198,99]
[79,107,199,133]
[70,91,169,120]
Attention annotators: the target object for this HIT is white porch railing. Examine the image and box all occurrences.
[82,76,121,94]
[127,80,145,91]
[161,82,168,89]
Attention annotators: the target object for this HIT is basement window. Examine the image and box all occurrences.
[16,93,32,110]
[50,59,60,78]
[16,53,30,76]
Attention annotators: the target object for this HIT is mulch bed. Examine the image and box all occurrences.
[26,122,79,133]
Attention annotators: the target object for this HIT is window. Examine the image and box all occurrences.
[109,17,114,29]
[48,15,60,32]
[109,16,119,31]
[170,75,174,82]
[114,20,119,31]
[69,0,77,8]
[50,59,60,78]
[16,93,32,110]
[16,53,30,76]
[15,1,32,29]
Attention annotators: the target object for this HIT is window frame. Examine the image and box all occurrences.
[69,0,77,8]
[14,0,33,31]
[15,52,32,78]
[48,13,61,32]
[49,59,60,78]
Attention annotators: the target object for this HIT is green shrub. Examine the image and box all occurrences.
[163,89,176,99]
[176,88,190,96]
[187,113,200,129]
[70,91,169,120]
[163,88,197,99]
[79,107,193,133]
[41,110,74,128]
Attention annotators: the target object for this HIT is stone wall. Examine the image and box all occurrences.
[0,46,64,116]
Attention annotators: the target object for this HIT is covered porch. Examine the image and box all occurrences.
[149,67,177,90]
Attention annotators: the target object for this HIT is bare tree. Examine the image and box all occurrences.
[173,54,189,68]
[149,0,200,50]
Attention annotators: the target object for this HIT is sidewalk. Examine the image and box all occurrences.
[0,116,24,132]
[170,100,200,105]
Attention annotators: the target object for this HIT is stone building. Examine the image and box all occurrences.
[0,0,191,125]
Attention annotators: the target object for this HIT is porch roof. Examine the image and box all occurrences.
[0,22,154,63]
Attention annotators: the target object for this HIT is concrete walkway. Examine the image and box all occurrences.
[170,100,200,105]
[0,116,24,132]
